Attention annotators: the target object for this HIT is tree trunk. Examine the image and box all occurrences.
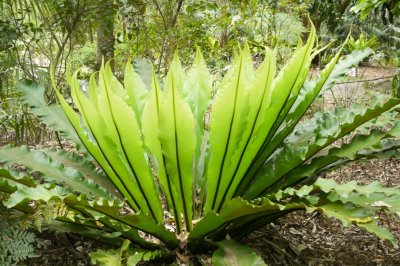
[96,0,115,70]
[339,0,351,15]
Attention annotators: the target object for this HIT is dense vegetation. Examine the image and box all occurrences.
[0,0,399,265]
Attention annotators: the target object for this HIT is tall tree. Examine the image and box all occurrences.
[96,0,116,69]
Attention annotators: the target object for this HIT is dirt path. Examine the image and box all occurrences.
[324,67,396,107]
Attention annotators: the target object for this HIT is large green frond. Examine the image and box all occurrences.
[65,66,163,222]
[52,77,141,212]
[283,122,400,186]
[124,58,149,127]
[0,145,113,199]
[245,98,400,198]
[1,177,179,248]
[158,54,196,232]
[16,80,86,152]
[182,48,213,181]
[255,48,373,175]
[217,47,276,208]
[204,45,254,212]
[42,148,120,198]
[232,28,316,198]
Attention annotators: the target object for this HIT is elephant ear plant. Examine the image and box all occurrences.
[1,27,400,265]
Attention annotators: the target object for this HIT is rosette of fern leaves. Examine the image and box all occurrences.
[1,26,400,265]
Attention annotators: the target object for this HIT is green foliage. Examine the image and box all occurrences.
[212,240,267,266]
[69,42,98,73]
[0,66,39,145]
[1,28,400,264]
[0,207,37,265]
[346,33,379,53]
[90,240,171,266]
[352,0,400,19]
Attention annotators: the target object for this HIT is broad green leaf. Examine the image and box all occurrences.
[0,175,29,195]
[218,47,276,207]
[133,57,154,91]
[96,218,158,250]
[126,253,143,266]
[66,195,178,248]
[69,67,157,218]
[205,45,254,212]
[233,28,316,198]
[89,73,99,108]
[306,203,398,248]
[182,48,213,180]
[90,248,124,266]
[316,49,373,96]
[279,179,400,247]
[90,239,130,266]
[129,249,172,265]
[283,122,400,186]
[190,197,301,243]
[191,178,400,248]
[94,63,163,222]
[90,239,171,266]
[3,181,179,248]
[141,68,178,223]
[245,98,400,198]
[0,167,36,188]
[212,240,267,266]
[43,147,120,198]
[108,92,163,222]
[358,222,398,248]
[105,62,127,98]
[252,48,373,180]
[47,220,124,246]
[158,53,195,231]
[4,182,66,208]
[53,71,142,212]
[124,58,149,126]
[314,179,400,210]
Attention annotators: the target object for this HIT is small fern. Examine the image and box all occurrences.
[0,207,37,265]
[32,200,75,231]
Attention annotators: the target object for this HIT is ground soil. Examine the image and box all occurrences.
[19,66,400,265]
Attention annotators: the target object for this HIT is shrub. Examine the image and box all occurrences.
[1,27,400,264]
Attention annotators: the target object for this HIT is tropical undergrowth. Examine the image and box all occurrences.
[1,26,400,265]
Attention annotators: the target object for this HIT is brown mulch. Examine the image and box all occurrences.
[28,233,104,266]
